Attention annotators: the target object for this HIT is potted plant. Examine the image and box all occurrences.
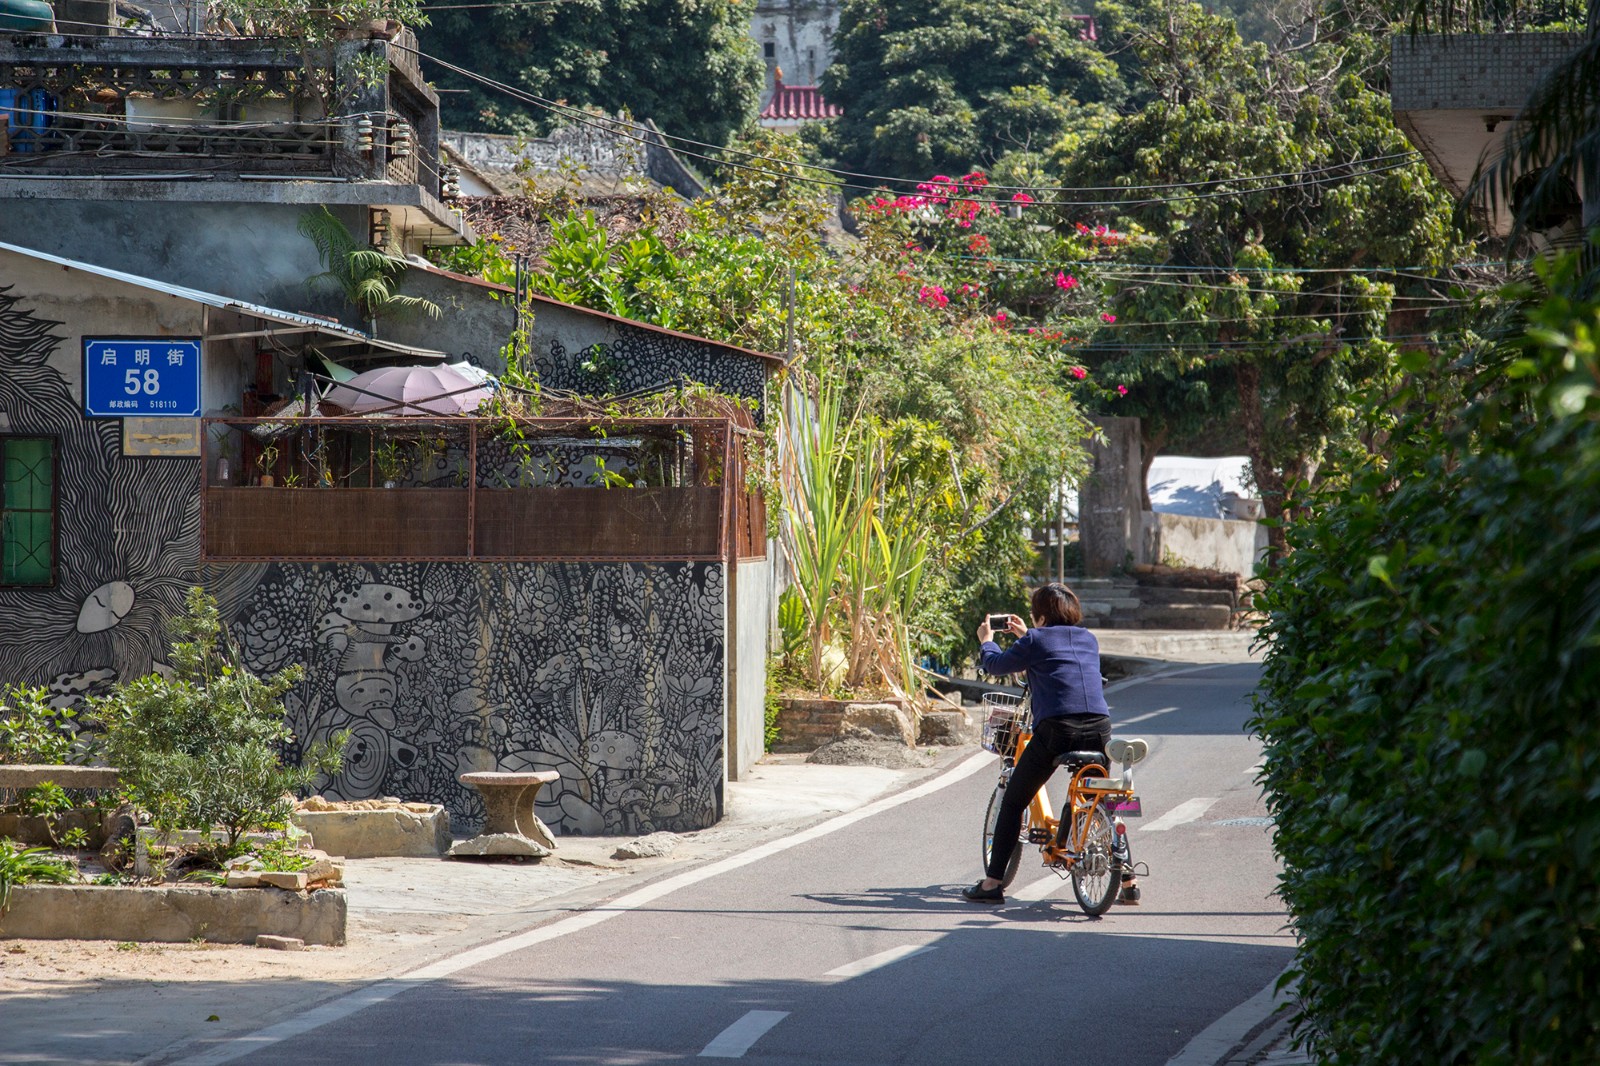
[255,441,279,487]
[373,438,406,487]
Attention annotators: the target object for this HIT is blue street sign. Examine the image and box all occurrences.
[83,338,202,418]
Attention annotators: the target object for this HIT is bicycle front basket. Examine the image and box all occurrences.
[980,698,1027,756]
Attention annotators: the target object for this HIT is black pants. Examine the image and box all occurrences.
[985,713,1113,881]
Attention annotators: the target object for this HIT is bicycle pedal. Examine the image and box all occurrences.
[1027,828,1051,844]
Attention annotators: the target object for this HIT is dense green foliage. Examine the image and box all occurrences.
[1051,0,1470,523]
[94,588,345,849]
[820,0,1125,179]
[0,685,94,765]
[422,0,763,147]
[1250,251,1600,1062]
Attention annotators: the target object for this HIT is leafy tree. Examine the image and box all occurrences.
[819,0,1126,179]
[1051,0,1470,529]
[463,133,1103,669]
[422,0,763,147]
[95,588,345,851]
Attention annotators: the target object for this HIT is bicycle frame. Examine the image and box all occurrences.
[1005,722,1135,871]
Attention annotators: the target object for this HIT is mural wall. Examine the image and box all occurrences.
[226,561,725,834]
[0,279,729,834]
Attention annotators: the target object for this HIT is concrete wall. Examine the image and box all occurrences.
[1139,511,1268,578]
[729,557,771,780]
[0,201,365,324]
[1077,416,1144,577]
[752,0,839,88]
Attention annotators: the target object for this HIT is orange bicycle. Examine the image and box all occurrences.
[979,691,1148,916]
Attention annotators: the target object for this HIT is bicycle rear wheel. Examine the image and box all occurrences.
[981,786,1026,888]
[1069,804,1122,916]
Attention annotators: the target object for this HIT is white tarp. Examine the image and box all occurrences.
[1147,455,1255,519]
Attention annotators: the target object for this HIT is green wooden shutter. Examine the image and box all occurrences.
[1,437,55,586]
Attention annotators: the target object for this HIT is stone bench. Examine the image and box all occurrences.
[0,765,121,790]
[448,771,561,859]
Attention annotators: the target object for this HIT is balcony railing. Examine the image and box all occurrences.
[200,416,765,563]
[0,30,439,194]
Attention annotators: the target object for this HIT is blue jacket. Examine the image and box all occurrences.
[979,624,1110,724]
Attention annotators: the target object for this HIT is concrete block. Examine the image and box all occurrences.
[225,872,262,889]
[291,806,450,858]
[255,934,306,951]
[446,833,551,859]
[257,871,308,891]
[838,702,917,748]
[0,885,346,945]
[918,710,973,747]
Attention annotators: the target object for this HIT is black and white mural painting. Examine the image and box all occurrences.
[541,330,769,423]
[0,285,729,833]
[0,287,261,705]
[231,561,725,834]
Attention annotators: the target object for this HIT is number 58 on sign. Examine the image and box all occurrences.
[83,338,202,418]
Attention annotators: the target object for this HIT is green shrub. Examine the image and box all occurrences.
[17,782,70,817]
[94,587,346,850]
[1251,256,1600,1063]
[0,685,93,765]
[0,840,75,913]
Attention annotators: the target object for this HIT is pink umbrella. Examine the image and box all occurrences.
[323,365,492,416]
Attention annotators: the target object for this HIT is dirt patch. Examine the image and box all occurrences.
[804,738,936,769]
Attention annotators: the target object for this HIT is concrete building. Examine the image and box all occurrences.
[1391,32,1594,243]
[0,19,775,834]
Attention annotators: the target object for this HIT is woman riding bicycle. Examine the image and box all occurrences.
[962,582,1112,904]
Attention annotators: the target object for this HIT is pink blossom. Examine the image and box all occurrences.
[918,285,949,309]
[1100,312,1117,324]
[1012,192,1035,204]
[1116,385,1129,396]
[1069,366,1088,380]
[1055,271,1078,290]
[993,312,1008,325]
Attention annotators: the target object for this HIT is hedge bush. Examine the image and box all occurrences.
[1251,259,1600,1064]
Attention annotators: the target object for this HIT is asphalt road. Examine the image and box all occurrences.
[184,662,1288,1066]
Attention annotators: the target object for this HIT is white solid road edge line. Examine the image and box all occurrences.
[699,1010,791,1058]
[170,750,999,1066]
[1164,966,1296,1066]
[823,944,934,979]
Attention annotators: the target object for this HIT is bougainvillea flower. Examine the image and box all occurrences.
[1100,312,1117,324]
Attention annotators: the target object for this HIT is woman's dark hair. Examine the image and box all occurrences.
[1031,583,1083,627]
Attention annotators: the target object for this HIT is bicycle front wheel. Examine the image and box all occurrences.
[1070,804,1122,916]
[981,786,1026,888]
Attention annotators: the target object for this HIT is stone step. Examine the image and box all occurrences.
[1136,586,1237,607]
[1135,604,1234,630]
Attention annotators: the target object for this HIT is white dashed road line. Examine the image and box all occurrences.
[824,944,933,979]
[1140,797,1218,832]
[699,1011,790,1058]
[1118,704,1179,726]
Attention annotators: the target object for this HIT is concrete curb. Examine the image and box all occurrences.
[0,884,347,946]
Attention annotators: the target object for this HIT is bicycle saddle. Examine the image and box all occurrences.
[1053,750,1109,770]
[1107,738,1149,767]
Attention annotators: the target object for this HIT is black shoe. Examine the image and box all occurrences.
[962,881,1004,904]
[1117,879,1141,905]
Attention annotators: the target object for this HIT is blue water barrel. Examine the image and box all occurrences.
[0,88,57,152]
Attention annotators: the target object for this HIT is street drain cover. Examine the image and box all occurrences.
[1213,817,1274,827]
